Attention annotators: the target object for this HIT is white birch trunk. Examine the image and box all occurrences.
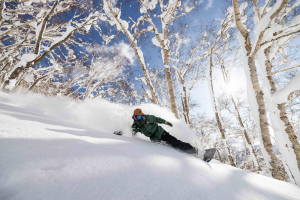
[257,48,300,184]
[208,57,236,167]
[231,95,261,171]
[232,0,286,180]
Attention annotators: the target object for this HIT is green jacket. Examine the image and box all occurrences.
[131,114,167,142]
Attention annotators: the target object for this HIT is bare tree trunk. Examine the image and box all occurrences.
[209,54,236,167]
[27,75,48,92]
[231,96,262,171]
[0,62,10,74]
[104,0,158,105]
[180,96,187,123]
[162,29,180,119]
[220,62,261,170]
[0,0,4,22]
[2,67,24,92]
[179,86,191,124]
[182,84,191,124]
[278,102,300,167]
[176,75,191,124]
[220,63,261,170]
[249,56,284,180]
[82,75,96,100]
[216,149,223,163]
[11,70,26,93]
[0,70,9,87]
[165,66,180,118]
[265,47,300,176]
[232,0,285,181]
[34,0,58,54]
[145,6,181,118]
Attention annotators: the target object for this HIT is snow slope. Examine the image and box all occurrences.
[0,92,300,200]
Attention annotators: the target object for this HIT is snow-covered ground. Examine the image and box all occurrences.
[0,92,300,200]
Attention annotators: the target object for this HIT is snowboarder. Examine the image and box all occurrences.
[131,108,197,155]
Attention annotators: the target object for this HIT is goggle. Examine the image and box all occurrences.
[136,115,143,120]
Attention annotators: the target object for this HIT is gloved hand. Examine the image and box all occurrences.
[165,121,173,127]
[131,129,137,136]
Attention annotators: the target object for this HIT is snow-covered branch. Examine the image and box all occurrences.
[261,30,300,47]
[0,16,44,40]
[103,0,158,105]
[34,0,59,54]
[272,71,300,104]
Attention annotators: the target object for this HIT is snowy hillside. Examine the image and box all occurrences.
[0,92,300,200]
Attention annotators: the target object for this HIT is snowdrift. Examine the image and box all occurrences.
[0,92,300,200]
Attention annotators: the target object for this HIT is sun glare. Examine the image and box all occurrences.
[225,80,239,95]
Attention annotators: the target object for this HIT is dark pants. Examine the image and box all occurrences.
[161,131,196,154]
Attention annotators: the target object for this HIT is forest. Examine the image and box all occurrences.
[1,0,300,185]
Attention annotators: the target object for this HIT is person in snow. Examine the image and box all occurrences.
[131,108,197,155]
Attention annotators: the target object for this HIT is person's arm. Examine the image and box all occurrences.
[154,116,173,127]
[154,116,166,124]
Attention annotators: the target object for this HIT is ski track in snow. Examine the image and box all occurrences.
[0,92,300,200]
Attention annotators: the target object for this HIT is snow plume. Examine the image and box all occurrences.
[9,93,197,146]
[85,42,135,65]
[205,0,213,10]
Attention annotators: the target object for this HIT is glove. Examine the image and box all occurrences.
[165,121,173,127]
[114,131,123,136]
[131,128,139,136]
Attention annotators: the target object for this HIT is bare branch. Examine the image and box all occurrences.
[34,0,59,54]
[0,16,44,39]
[261,30,300,47]
[132,28,154,36]
[232,0,248,38]
[251,0,261,20]
[0,0,4,22]
[26,75,48,92]
[262,0,272,18]
[272,64,300,75]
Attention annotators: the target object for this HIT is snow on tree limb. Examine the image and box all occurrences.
[0,16,44,39]
[34,0,59,55]
[103,0,158,105]
[1,1,102,92]
[251,0,289,56]
[272,71,300,104]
